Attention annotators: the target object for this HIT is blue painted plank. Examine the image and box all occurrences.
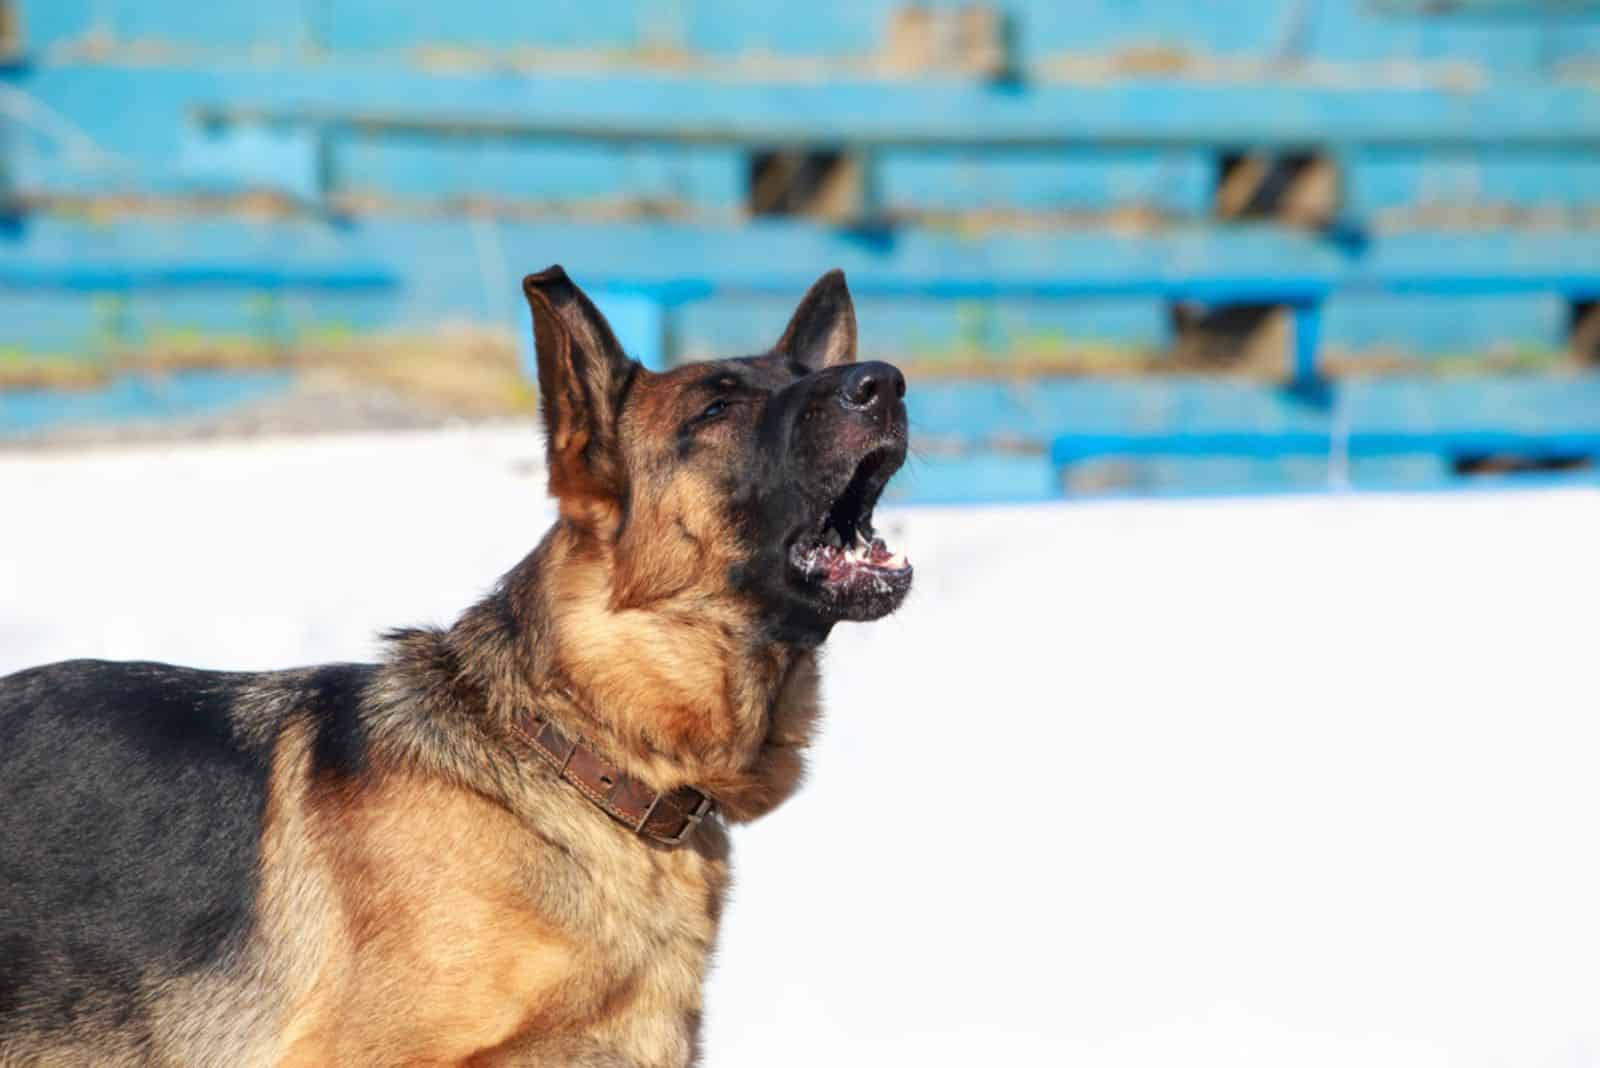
[1346,375,1600,434]
[875,148,1213,216]
[1304,0,1600,73]
[1322,292,1569,357]
[1060,456,1343,497]
[334,137,745,210]
[910,376,1600,453]
[1347,148,1600,215]
[17,1,312,52]
[0,289,394,355]
[1054,430,1336,461]
[882,454,1062,506]
[315,0,896,56]
[677,294,1170,359]
[191,75,1600,149]
[910,379,1332,447]
[22,66,1600,177]
[0,264,394,293]
[17,62,1600,215]
[22,0,1600,77]
[1050,428,1600,463]
[2,219,1600,364]
[0,370,294,436]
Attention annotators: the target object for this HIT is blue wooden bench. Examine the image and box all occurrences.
[187,78,1600,152]
[1050,430,1600,463]
[575,269,1600,389]
[572,270,1600,486]
[1047,428,1600,493]
[0,264,395,293]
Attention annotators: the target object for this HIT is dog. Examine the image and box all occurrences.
[0,266,912,1067]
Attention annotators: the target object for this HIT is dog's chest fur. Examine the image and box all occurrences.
[263,719,732,1068]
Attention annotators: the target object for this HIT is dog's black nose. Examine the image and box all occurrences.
[839,361,906,412]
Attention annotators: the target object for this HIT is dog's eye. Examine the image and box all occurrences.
[700,399,730,421]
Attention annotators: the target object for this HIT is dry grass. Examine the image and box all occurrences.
[0,353,111,391]
[1320,344,1578,378]
[292,327,536,416]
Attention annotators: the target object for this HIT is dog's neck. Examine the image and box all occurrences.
[381,524,823,824]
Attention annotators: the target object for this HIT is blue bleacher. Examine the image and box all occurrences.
[2,0,1599,497]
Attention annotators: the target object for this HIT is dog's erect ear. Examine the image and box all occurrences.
[523,265,638,512]
[774,269,857,370]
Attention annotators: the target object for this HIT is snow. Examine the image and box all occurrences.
[3,428,1599,1067]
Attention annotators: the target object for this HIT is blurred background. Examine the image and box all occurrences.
[1,0,1599,492]
[3,3,1600,1066]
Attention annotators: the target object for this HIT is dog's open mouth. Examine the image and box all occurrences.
[787,446,912,616]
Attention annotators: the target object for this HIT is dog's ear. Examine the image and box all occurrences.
[523,266,638,516]
[774,269,857,370]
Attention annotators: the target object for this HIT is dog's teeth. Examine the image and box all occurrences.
[886,552,907,569]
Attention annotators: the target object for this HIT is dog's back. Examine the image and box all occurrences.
[0,659,368,1065]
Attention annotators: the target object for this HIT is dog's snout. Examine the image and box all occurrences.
[839,361,906,413]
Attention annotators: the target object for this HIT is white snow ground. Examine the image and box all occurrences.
[3,428,1599,1068]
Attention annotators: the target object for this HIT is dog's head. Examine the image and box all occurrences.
[523,265,911,644]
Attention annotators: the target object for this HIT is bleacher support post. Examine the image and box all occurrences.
[1288,298,1325,398]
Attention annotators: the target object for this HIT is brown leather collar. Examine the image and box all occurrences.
[512,711,714,847]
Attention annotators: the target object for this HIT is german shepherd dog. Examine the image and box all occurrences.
[0,267,912,1066]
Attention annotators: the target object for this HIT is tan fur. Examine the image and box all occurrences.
[278,776,576,1065]
[265,756,732,1067]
